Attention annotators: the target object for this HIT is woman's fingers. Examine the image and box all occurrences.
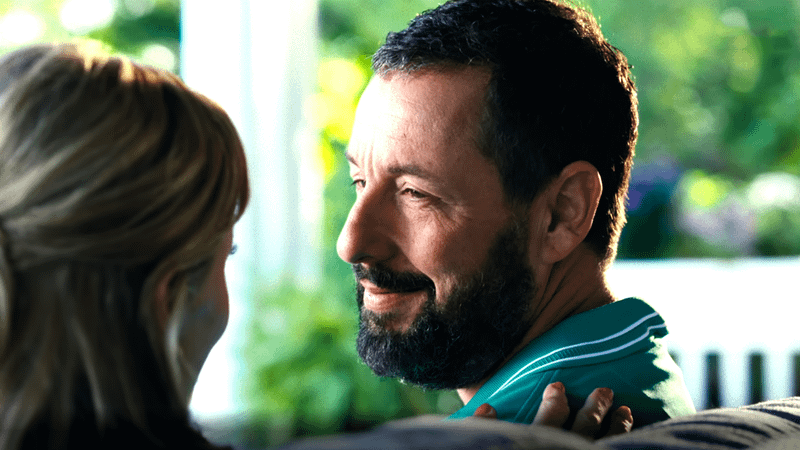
[606,404,634,436]
[471,383,633,440]
[571,387,614,438]
[532,382,571,427]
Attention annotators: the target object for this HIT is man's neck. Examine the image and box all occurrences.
[455,246,615,405]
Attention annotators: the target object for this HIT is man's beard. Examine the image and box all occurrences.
[354,220,536,390]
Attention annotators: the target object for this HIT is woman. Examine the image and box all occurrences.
[0,42,248,448]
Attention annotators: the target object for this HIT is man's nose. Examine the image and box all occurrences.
[336,191,394,265]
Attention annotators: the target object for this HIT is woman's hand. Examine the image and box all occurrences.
[472,382,633,439]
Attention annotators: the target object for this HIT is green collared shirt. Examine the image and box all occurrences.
[449,298,695,427]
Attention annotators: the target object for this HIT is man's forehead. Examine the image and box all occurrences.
[347,67,490,164]
[366,67,489,116]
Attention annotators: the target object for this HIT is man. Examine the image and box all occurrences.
[336,0,695,428]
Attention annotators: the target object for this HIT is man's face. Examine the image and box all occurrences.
[336,67,537,388]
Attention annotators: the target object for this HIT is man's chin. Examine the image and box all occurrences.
[360,308,405,333]
[356,320,505,390]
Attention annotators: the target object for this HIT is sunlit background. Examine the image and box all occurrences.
[0,0,178,69]
[1,0,799,447]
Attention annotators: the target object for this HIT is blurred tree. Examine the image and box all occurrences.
[0,0,179,72]
[587,0,800,257]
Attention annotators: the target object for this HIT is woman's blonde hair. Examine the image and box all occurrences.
[0,42,249,447]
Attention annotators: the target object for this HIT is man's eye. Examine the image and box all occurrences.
[351,179,365,189]
[402,188,425,198]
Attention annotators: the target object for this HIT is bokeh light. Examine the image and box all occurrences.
[60,0,118,34]
[0,10,45,46]
[122,0,156,18]
[140,42,176,71]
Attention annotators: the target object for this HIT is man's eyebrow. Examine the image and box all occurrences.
[344,151,438,181]
[387,163,435,180]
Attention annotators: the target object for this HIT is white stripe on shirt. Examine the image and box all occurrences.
[491,312,662,396]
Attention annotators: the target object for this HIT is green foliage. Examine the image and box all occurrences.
[0,0,179,73]
[85,2,180,61]
[319,0,442,57]
[586,0,800,258]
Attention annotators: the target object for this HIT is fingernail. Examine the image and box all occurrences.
[474,403,493,417]
[545,382,564,397]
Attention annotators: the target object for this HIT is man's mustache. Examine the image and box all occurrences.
[353,264,435,294]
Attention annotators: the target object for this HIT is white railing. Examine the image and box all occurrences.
[608,257,800,409]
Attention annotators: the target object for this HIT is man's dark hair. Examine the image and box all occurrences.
[372,0,638,262]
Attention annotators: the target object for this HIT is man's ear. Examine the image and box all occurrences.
[535,161,602,264]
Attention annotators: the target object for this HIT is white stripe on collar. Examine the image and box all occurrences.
[490,311,662,397]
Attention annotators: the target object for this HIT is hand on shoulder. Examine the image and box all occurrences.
[472,382,633,440]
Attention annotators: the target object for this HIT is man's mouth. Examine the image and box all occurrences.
[360,279,427,315]
[359,279,423,294]
[353,264,435,323]
[365,283,426,294]
[353,264,435,294]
